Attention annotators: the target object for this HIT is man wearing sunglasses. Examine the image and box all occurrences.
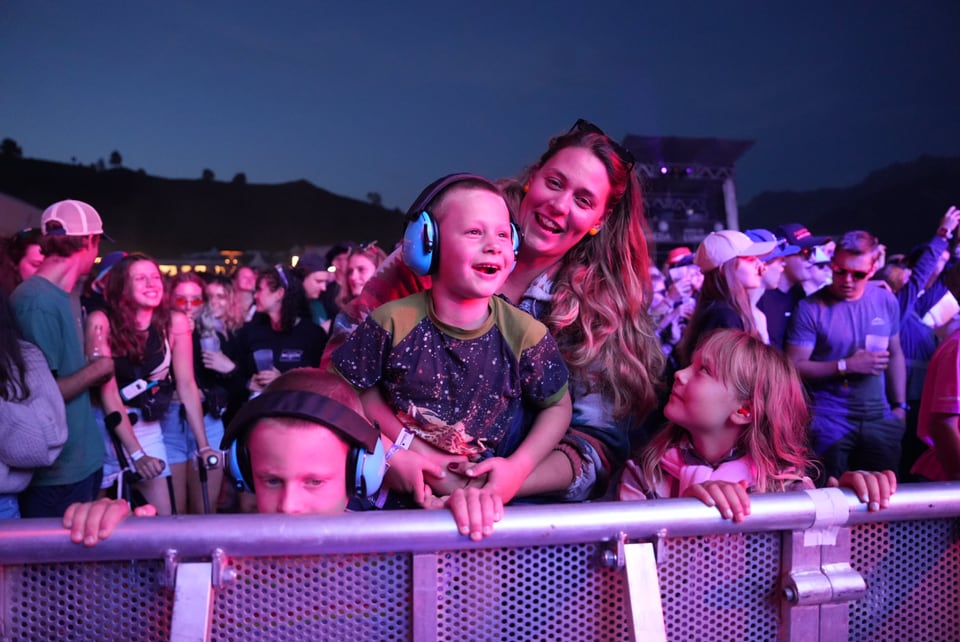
[785,230,907,480]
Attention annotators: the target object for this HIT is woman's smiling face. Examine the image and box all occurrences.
[516,146,611,263]
[127,260,164,309]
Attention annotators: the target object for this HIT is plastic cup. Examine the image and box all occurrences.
[200,335,220,353]
[253,348,274,372]
[865,334,889,352]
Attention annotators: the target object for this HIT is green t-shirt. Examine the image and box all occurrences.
[11,276,104,485]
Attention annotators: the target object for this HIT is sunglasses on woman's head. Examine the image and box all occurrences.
[569,118,635,171]
[175,296,204,307]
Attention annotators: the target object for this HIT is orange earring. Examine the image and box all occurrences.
[736,407,750,416]
[588,227,600,236]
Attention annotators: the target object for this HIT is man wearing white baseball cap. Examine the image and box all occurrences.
[11,199,115,517]
[674,230,776,366]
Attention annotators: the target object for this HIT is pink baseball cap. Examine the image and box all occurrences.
[41,199,112,241]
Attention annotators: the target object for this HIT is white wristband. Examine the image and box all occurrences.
[384,428,415,465]
[130,448,147,462]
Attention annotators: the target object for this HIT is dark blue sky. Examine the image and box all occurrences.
[3,1,958,211]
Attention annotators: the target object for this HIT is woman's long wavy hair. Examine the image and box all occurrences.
[256,265,309,333]
[335,242,388,310]
[103,254,170,363]
[640,329,813,494]
[503,126,665,421]
[675,258,757,368]
[203,275,244,336]
[0,227,42,296]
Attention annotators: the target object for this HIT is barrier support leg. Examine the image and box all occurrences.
[623,541,667,642]
[412,552,438,642]
[781,527,865,642]
[170,562,214,642]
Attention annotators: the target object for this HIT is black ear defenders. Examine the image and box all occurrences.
[401,173,521,276]
[221,389,385,498]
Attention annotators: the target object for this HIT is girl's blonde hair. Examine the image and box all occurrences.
[336,242,388,310]
[208,276,245,335]
[640,329,812,494]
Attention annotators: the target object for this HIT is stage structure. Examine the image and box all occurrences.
[622,135,753,265]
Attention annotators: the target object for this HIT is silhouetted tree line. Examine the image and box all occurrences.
[1,138,23,158]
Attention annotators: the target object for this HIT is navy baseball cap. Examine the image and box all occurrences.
[745,228,800,261]
[774,223,830,250]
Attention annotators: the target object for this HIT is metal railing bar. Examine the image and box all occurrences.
[0,482,957,564]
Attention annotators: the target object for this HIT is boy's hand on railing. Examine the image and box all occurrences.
[454,457,524,507]
[63,498,157,547]
[683,480,751,523]
[423,485,504,542]
[827,470,897,511]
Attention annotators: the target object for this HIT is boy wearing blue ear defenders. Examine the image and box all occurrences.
[63,369,391,545]
[332,175,572,521]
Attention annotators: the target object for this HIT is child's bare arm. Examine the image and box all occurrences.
[464,390,572,504]
[358,387,406,442]
[359,387,468,498]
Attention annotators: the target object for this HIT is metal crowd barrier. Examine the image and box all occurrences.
[1,482,958,641]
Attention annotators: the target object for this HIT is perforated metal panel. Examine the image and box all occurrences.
[849,518,960,642]
[3,560,171,641]
[435,544,629,641]
[3,520,959,642]
[658,532,781,641]
[211,552,411,641]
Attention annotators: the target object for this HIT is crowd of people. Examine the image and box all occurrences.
[5,119,955,548]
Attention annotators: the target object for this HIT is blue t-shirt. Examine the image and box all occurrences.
[787,283,900,417]
[11,276,105,485]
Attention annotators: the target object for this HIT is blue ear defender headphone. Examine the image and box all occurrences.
[401,173,522,277]
[222,389,385,498]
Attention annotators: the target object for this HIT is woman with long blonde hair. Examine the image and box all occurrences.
[325,119,665,502]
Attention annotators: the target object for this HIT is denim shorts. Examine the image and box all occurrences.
[160,401,225,465]
[96,406,170,489]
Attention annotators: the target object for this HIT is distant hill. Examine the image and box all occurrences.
[0,156,404,257]
[3,153,957,259]
[740,155,960,254]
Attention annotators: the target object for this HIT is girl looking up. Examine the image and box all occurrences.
[620,329,896,521]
